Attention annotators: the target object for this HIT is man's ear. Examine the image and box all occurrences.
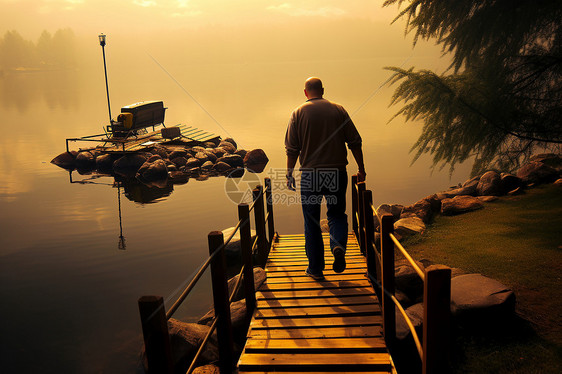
[304,89,309,99]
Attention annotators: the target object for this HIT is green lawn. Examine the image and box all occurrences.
[403,184,562,373]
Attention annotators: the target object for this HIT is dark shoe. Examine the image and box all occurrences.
[305,268,325,281]
[332,247,346,273]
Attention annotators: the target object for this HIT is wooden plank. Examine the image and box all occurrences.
[266,262,366,272]
[264,273,367,284]
[257,288,375,300]
[254,304,380,319]
[259,280,372,291]
[257,295,378,308]
[239,371,391,374]
[248,325,382,339]
[250,315,383,329]
[244,337,388,352]
[265,269,367,278]
[238,353,392,371]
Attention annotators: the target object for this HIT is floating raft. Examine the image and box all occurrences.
[238,233,396,373]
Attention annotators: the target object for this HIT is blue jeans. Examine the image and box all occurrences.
[300,169,348,274]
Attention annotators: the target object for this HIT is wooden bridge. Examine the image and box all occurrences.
[137,177,451,374]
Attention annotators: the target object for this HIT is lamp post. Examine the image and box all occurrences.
[99,33,112,123]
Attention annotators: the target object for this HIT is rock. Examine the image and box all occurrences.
[169,171,189,184]
[500,173,523,193]
[244,149,269,166]
[395,258,425,300]
[441,195,484,215]
[201,161,213,170]
[171,156,188,168]
[423,194,442,212]
[394,217,425,237]
[235,149,247,158]
[227,267,267,302]
[517,161,559,185]
[51,150,78,169]
[222,137,237,149]
[150,146,169,159]
[146,154,163,163]
[218,154,244,168]
[75,151,96,169]
[167,318,218,369]
[477,170,502,196]
[218,141,237,154]
[192,364,220,374]
[529,153,562,170]
[395,303,424,341]
[394,289,413,309]
[95,153,113,171]
[137,159,168,181]
[198,299,248,343]
[477,195,498,202]
[376,204,403,221]
[212,147,226,158]
[226,168,245,178]
[204,151,217,163]
[320,219,329,233]
[212,161,231,173]
[187,167,200,175]
[168,149,189,160]
[554,178,562,186]
[204,141,217,148]
[507,186,524,195]
[113,153,148,174]
[401,199,432,223]
[185,157,202,168]
[194,152,209,163]
[191,146,207,153]
[451,274,516,323]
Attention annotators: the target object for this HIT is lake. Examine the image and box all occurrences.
[0,31,472,372]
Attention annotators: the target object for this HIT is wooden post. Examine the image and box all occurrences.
[357,182,366,255]
[238,203,256,316]
[208,231,234,373]
[423,265,451,374]
[351,175,358,239]
[253,186,268,267]
[380,213,396,349]
[264,177,275,246]
[362,190,377,281]
[138,295,173,374]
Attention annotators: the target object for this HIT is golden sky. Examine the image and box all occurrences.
[0,0,399,38]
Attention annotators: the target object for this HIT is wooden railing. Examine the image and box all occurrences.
[352,176,451,374]
[137,178,276,374]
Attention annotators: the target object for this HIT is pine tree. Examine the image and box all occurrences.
[384,0,562,174]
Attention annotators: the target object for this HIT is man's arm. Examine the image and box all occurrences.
[351,147,366,182]
[286,154,298,191]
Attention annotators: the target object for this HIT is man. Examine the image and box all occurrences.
[285,77,366,280]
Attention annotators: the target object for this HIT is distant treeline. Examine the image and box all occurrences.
[0,29,77,70]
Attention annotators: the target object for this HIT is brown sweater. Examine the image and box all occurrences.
[284,98,362,170]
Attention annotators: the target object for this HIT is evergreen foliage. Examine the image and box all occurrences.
[384,0,562,174]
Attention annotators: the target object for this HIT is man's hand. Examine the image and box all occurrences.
[357,170,366,183]
[286,174,296,191]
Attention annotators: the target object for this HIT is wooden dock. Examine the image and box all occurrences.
[238,232,395,373]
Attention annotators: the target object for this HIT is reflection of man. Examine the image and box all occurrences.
[285,77,366,280]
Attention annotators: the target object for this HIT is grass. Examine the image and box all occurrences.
[402,184,562,373]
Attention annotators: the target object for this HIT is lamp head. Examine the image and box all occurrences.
[98,33,106,47]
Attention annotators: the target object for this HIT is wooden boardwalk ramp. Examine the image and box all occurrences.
[238,233,395,373]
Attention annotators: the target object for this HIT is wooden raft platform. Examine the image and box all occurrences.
[238,233,395,373]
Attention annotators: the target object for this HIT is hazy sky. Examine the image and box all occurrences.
[1,0,400,38]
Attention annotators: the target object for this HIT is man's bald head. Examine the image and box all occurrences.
[304,77,324,99]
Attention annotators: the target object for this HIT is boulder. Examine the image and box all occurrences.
[235,149,247,158]
[218,154,244,168]
[137,159,168,181]
[75,151,96,169]
[423,194,442,212]
[218,141,237,154]
[441,195,484,215]
[401,198,433,223]
[507,186,525,195]
[201,161,213,170]
[185,157,202,168]
[477,195,498,203]
[244,149,269,166]
[171,156,188,168]
[395,303,424,341]
[198,299,248,343]
[95,153,113,171]
[395,258,425,300]
[169,171,189,184]
[227,267,267,302]
[168,149,189,160]
[500,173,523,193]
[187,167,200,175]
[226,168,245,178]
[222,137,237,149]
[517,161,559,185]
[194,152,209,163]
[191,146,207,153]
[394,217,425,237]
[51,150,78,169]
[113,153,148,173]
[476,170,502,196]
[451,274,516,322]
[150,146,169,159]
[167,318,218,369]
[529,153,562,170]
[204,151,217,163]
[212,147,226,158]
[204,141,217,148]
[212,161,232,173]
[376,204,403,221]
[167,163,177,172]
[222,226,257,255]
[147,154,163,163]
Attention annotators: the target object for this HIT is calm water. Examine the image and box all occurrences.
[0,49,471,372]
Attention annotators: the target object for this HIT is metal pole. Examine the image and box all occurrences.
[101,44,112,123]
